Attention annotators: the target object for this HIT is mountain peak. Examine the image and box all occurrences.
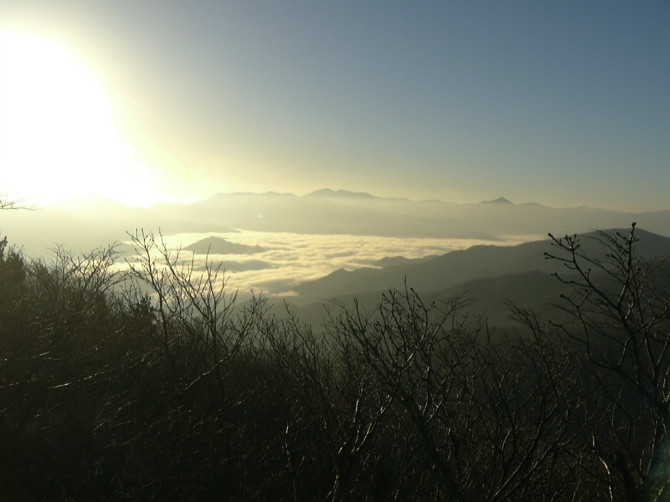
[306,188,375,199]
[481,197,513,204]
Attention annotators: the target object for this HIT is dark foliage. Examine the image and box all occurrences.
[0,225,668,500]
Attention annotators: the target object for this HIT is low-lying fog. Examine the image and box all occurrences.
[5,189,669,302]
[130,231,541,297]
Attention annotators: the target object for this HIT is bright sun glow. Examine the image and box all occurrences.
[0,31,164,207]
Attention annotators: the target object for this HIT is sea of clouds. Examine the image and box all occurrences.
[125,230,540,298]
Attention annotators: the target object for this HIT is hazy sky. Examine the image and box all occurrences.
[1,1,668,209]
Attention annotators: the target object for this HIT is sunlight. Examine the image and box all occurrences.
[0,31,163,207]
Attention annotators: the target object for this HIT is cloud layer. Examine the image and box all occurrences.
[130,230,537,297]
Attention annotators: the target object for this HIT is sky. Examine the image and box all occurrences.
[0,0,669,210]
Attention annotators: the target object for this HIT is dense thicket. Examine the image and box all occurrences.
[0,226,669,501]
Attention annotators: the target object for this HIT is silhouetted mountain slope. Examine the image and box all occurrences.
[292,228,670,304]
[288,270,569,328]
[427,270,570,325]
[371,255,440,267]
[293,240,553,302]
[185,236,264,255]
[481,197,513,204]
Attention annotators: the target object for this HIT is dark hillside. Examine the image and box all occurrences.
[294,227,670,303]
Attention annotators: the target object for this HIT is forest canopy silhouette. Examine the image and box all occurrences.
[1,223,670,501]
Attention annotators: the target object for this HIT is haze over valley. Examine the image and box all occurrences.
[3,189,669,321]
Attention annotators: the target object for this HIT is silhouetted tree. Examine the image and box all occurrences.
[546,224,670,500]
[2,223,670,500]
[331,287,589,500]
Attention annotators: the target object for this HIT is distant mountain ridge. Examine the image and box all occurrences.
[4,187,670,258]
[481,197,513,204]
[151,189,499,240]
[148,189,670,240]
[306,188,378,199]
